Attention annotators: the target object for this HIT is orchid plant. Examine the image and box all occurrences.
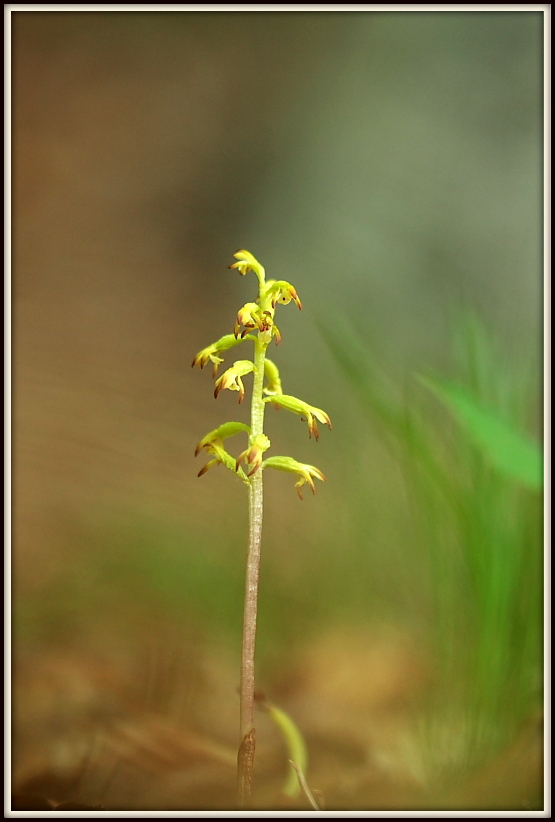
[192,250,331,807]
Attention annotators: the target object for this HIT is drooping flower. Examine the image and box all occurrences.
[192,334,248,377]
[264,394,332,441]
[214,360,254,404]
[262,456,325,499]
[194,421,251,457]
[195,421,251,481]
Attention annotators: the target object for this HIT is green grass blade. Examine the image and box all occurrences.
[419,376,543,491]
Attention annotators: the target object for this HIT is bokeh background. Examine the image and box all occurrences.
[11,9,544,811]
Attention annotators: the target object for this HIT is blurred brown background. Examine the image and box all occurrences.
[11,10,543,811]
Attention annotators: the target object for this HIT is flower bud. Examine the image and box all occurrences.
[229,249,265,283]
[263,359,283,396]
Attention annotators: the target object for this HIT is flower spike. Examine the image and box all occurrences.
[193,250,331,805]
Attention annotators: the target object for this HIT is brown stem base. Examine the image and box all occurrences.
[237,728,256,809]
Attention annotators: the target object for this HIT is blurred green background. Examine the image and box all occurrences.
[12,9,543,811]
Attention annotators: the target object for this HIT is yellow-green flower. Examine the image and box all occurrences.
[195,421,251,481]
[214,360,254,404]
[263,456,325,499]
[236,434,271,477]
[192,334,248,377]
[195,421,251,457]
[234,303,263,339]
[264,280,302,310]
[264,394,332,441]
[234,302,279,342]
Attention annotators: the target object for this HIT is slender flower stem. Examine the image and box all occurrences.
[238,326,268,808]
[193,251,326,808]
